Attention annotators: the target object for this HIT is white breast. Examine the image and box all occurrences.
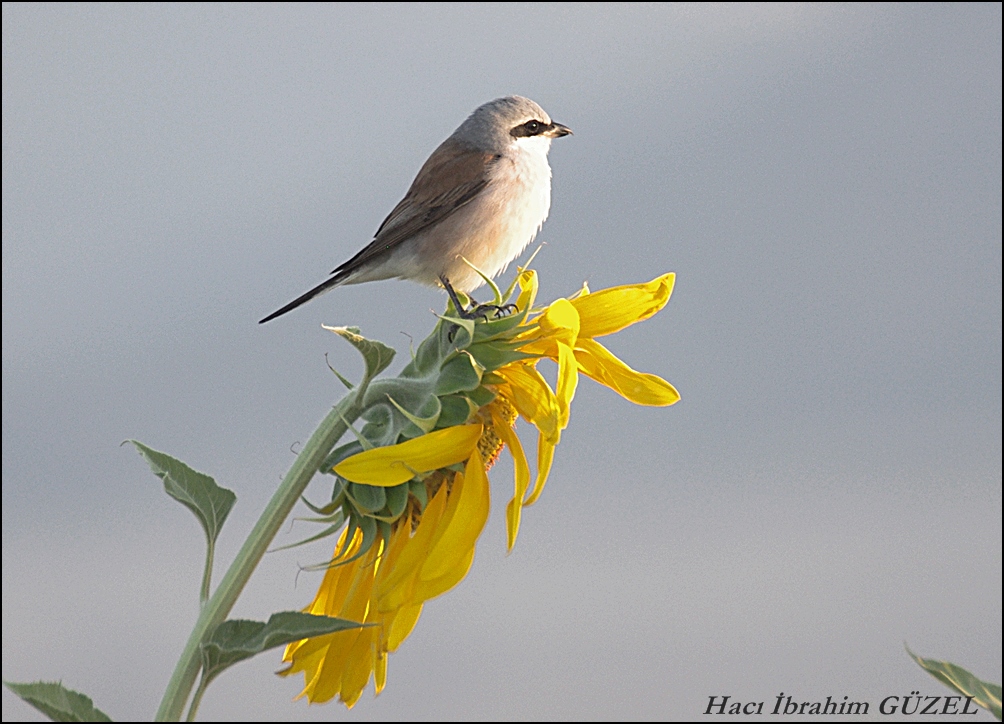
[427,138,553,292]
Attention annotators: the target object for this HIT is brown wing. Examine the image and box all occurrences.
[332,139,497,276]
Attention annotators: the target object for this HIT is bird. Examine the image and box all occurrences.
[259,96,571,323]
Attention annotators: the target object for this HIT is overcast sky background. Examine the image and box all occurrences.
[3,3,1001,721]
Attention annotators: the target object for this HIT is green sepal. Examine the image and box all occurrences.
[435,353,483,395]
[438,315,475,348]
[409,478,428,508]
[268,516,346,552]
[324,354,355,390]
[127,441,236,604]
[382,483,409,519]
[200,612,368,689]
[481,371,507,386]
[465,385,497,408]
[466,341,536,371]
[907,646,1002,720]
[437,394,478,428]
[471,308,529,342]
[321,441,363,475]
[349,482,386,514]
[386,394,441,435]
[462,257,503,306]
[3,681,113,722]
[334,517,358,561]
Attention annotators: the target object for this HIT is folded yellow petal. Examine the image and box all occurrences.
[536,297,580,346]
[523,433,555,508]
[384,602,423,652]
[573,272,675,338]
[334,424,483,486]
[420,451,490,582]
[554,342,579,429]
[497,363,560,444]
[375,483,449,608]
[496,417,530,552]
[575,338,680,406]
[515,268,538,312]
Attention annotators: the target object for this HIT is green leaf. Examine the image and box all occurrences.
[199,612,368,687]
[908,646,1002,720]
[323,325,396,382]
[3,681,112,722]
[127,441,236,603]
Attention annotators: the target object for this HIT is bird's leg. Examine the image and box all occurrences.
[439,275,474,318]
[439,275,515,322]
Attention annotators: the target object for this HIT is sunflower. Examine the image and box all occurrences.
[281,268,679,706]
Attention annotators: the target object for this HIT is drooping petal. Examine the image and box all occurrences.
[420,450,490,583]
[497,415,531,551]
[375,483,450,610]
[304,546,379,704]
[522,432,556,508]
[572,273,675,338]
[334,424,482,486]
[384,602,423,652]
[553,341,579,430]
[574,338,680,406]
[496,363,560,444]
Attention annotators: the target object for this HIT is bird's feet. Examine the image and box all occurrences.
[439,275,516,321]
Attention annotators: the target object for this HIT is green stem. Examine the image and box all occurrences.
[155,394,363,721]
[199,537,213,605]
[184,678,209,723]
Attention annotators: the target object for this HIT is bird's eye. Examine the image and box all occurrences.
[510,119,546,138]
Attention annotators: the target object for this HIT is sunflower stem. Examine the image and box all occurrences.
[154,392,364,721]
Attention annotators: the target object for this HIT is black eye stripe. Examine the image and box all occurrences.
[510,119,550,138]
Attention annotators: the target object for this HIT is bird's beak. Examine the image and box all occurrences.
[545,122,573,138]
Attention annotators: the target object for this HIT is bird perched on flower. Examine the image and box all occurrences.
[260,96,572,323]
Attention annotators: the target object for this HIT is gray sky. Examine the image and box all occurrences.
[3,3,1001,721]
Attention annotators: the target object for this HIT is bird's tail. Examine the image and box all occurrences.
[258,273,349,324]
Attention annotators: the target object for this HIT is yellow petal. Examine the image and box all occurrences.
[340,625,377,708]
[515,268,538,311]
[375,482,449,609]
[374,649,388,695]
[497,417,531,551]
[523,433,555,507]
[575,338,680,406]
[536,297,580,346]
[497,363,560,444]
[554,341,579,429]
[572,273,675,338]
[385,602,423,652]
[334,424,483,486]
[413,546,476,601]
[420,450,490,582]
